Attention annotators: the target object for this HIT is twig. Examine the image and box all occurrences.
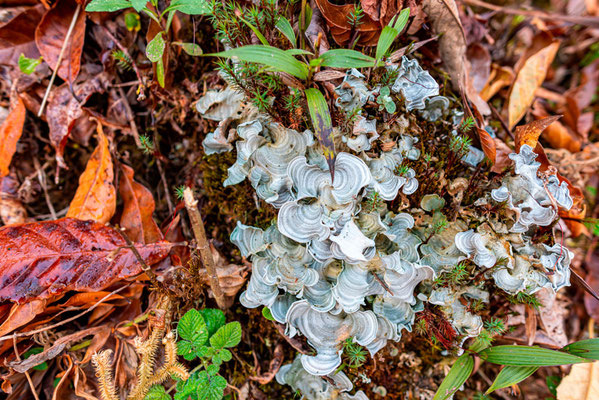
[13,334,40,400]
[0,285,130,342]
[156,158,174,215]
[117,86,141,147]
[32,157,56,220]
[101,26,146,101]
[183,188,227,309]
[37,4,82,117]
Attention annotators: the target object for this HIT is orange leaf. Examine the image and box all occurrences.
[0,95,26,177]
[508,39,560,129]
[0,218,173,304]
[476,128,496,163]
[314,0,382,46]
[0,299,47,337]
[66,123,116,224]
[34,0,86,83]
[480,64,514,101]
[119,164,163,244]
[514,115,561,152]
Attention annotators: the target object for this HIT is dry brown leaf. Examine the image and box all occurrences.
[0,299,47,337]
[0,174,27,226]
[0,5,44,66]
[532,103,581,153]
[490,138,513,173]
[514,115,561,152]
[476,127,496,163]
[314,0,383,46]
[525,304,537,346]
[35,0,86,82]
[556,361,599,400]
[480,64,514,101]
[119,164,162,244]
[0,94,26,177]
[66,123,116,224]
[361,0,402,25]
[508,38,560,128]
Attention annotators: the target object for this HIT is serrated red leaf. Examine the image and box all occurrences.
[0,218,172,304]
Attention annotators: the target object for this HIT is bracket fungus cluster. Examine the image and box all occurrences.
[198,57,574,399]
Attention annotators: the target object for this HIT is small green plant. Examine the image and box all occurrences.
[434,262,469,287]
[506,291,542,310]
[336,339,368,372]
[458,116,476,133]
[376,86,397,113]
[112,49,133,71]
[347,5,364,28]
[174,185,187,200]
[18,53,42,75]
[449,134,472,158]
[139,134,155,155]
[168,308,242,400]
[364,191,384,212]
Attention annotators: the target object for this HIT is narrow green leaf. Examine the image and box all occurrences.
[486,366,538,394]
[319,49,375,69]
[479,345,592,366]
[375,8,410,60]
[177,309,209,345]
[305,88,335,178]
[239,17,269,46]
[146,32,165,63]
[18,54,42,75]
[173,41,203,56]
[156,58,165,88]
[167,0,213,15]
[210,45,309,80]
[210,321,242,349]
[562,338,599,360]
[85,0,132,12]
[276,16,296,46]
[433,354,474,400]
[285,49,313,56]
[130,0,147,12]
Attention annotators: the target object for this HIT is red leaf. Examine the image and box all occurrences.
[0,94,26,177]
[0,5,44,66]
[0,218,173,304]
[476,127,496,163]
[35,0,86,83]
[314,0,383,46]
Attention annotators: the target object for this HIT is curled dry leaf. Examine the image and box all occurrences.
[0,5,44,66]
[476,127,496,163]
[0,218,173,304]
[360,0,403,25]
[66,123,116,224]
[0,174,27,226]
[0,299,46,337]
[508,35,560,129]
[208,244,248,298]
[119,164,163,244]
[556,361,599,400]
[35,0,86,82]
[480,64,514,101]
[47,75,107,166]
[532,103,581,153]
[314,0,382,46]
[0,94,26,177]
[514,115,561,152]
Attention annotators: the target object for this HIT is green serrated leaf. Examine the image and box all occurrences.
[145,385,170,400]
[206,363,219,376]
[375,8,410,60]
[173,42,203,56]
[196,345,210,358]
[210,45,309,80]
[276,16,296,46]
[85,0,132,12]
[219,349,232,362]
[305,88,335,178]
[199,309,226,337]
[175,371,200,400]
[146,32,165,63]
[479,345,592,366]
[262,307,275,321]
[562,338,599,360]
[178,309,209,346]
[318,49,375,69]
[210,322,242,349]
[130,0,147,12]
[177,340,195,360]
[167,0,213,15]
[197,371,227,400]
[486,366,538,394]
[18,54,42,75]
[433,354,474,400]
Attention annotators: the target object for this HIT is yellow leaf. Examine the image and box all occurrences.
[66,123,116,224]
[556,361,599,400]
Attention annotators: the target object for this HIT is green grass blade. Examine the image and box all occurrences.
[209,45,309,80]
[433,354,474,400]
[239,17,269,46]
[305,88,335,179]
[562,338,599,360]
[485,366,538,394]
[479,345,592,366]
[375,8,410,60]
[319,49,375,69]
[276,16,296,47]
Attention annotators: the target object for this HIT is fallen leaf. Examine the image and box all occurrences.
[0,94,25,177]
[46,75,107,166]
[314,0,383,46]
[119,163,162,244]
[476,127,496,163]
[35,0,86,82]
[66,123,116,224]
[466,43,491,93]
[490,138,513,173]
[536,288,568,347]
[0,174,27,226]
[525,304,537,346]
[508,36,560,128]
[532,103,581,153]
[207,244,248,299]
[584,251,599,321]
[0,299,46,337]
[556,361,599,399]
[480,64,514,101]
[0,218,173,303]
[0,5,44,66]
[361,0,402,25]
[514,115,561,152]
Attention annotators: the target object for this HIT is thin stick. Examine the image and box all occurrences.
[13,334,40,400]
[33,157,57,220]
[37,4,81,117]
[183,188,227,309]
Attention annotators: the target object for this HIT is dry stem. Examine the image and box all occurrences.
[183,187,227,309]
